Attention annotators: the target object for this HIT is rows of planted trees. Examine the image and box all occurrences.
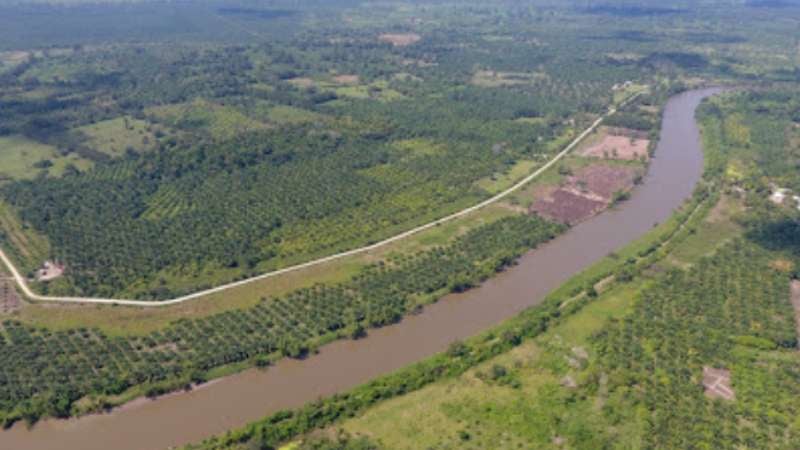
[0,214,563,425]
[0,0,704,298]
[183,86,800,450]
[593,240,800,448]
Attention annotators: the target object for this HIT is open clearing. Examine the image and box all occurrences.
[581,128,650,161]
[0,135,93,181]
[332,74,360,85]
[76,116,160,157]
[334,282,642,450]
[379,33,421,47]
[471,70,547,88]
[530,164,639,224]
[147,99,267,140]
[267,105,324,125]
[0,278,21,314]
[702,367,735,401]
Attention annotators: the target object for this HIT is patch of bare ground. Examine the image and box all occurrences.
[0,51,29,65]
[770,258,795,273]
[706,194,735,224]
[36,260,64,281]
[791,280,800,349]
[332,74,359,85]
[0,278,21,314]
[581,127,650,161]
[287,77,315,88]
[530,164,638,224]
[379,33,421,47]
[531,187,606,224]
[703,366,735,400]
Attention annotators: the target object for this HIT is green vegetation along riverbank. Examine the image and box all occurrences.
[186,86,800,450]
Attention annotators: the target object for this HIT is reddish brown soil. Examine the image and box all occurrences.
[0,279,20,314]
[379,33,422,47]
[531,188,605,224]
[571,165,637,201]
[582,132,650,161]
[703,366,735,400]
[530,164,638,224]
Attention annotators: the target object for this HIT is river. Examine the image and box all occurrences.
[0,87,721,450]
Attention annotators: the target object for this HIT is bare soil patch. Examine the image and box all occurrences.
[0,51,29,64]
[471,70,546,87]
[531,164,638,224]
[770,258,795,273]
[287,77,315,88]
[379,33,421,47]
[332,74,360,85]
[36,260,64,281]
[791,280,800,349]
[582,128,650,161]
[0,279,20,314]
[531,187,605,224]
[703,366,735,400]
[573,165,638,200]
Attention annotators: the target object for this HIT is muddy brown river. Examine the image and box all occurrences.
[0,88,721,450]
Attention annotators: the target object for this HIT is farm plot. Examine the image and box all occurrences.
[581,127,650,161]
[0,278,20,314]
[0,136,92,181]
[75,116,161,157]
[378,33,421,47]
[530,164,640,224]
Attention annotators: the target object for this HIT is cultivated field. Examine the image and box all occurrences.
[580,128,650,161]
[530,164,639,224]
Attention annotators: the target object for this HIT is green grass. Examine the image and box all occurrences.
[391,138,446,157]
[0,135,93,181]
[267,105,323,125]
[667,194,742,266]
[337,281,645,449]
[476,159,538,194]
[76,116,160,157]
[330,196,735,450]
[148,99,267,140]
[0,200,50,274]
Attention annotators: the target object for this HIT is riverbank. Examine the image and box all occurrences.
[0,88,721,450]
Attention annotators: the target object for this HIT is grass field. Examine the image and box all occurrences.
[392,138,447,158]
[666,194,742,267]
[267,105,324,125]
[76,116,159,157]
[336,281,645,449]
[147,99,267,140]
[0,135,93,181]
[476,159,538,194]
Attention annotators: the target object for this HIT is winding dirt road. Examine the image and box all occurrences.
[0,95,638,307]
